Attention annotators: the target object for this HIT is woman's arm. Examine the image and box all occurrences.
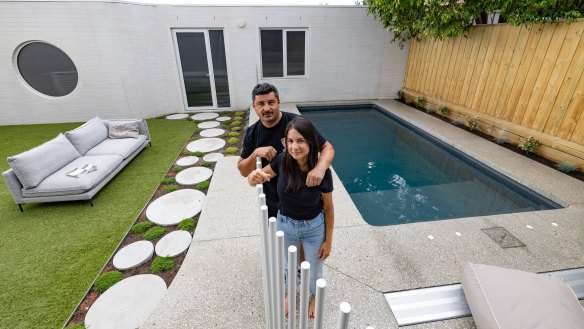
[247,164,277,186]
[319,192,334,261]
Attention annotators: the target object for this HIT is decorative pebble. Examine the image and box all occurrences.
[191,112,219,120]
[166,113,189,120]
[552,222,558,227]
[203,153,224,162]
[176,156,199,166]
[85,275,166,329]
[113,241,154,270]
[526,225,533,229]
[216,116,231,121]
[427,235,434,240]
[155,230,192,257]
[146,189,205,226]
[197,121,220,129]
[200,128,225,137]
[187,138,226,153]
[175,167,213,185]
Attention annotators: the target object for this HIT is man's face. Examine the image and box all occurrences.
[252,92,281,127]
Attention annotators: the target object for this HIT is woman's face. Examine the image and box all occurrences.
[286,128,310,163]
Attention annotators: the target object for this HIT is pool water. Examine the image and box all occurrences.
[300,105,561,226]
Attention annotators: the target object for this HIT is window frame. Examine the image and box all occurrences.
[259,28,308,79]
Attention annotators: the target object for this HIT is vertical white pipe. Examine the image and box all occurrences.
[256,183,263,197]
[299,261,310,329]
[268,217,278,329]
[259,204,272,329]
[288,246,298,329]
[256,156,262,169]
[276,231,285,329]
[314,279,326,329]
[336,302,352,329]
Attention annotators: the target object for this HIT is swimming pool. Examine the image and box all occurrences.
[299,104,561,226]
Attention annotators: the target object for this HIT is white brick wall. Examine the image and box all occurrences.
[0,1,408,125]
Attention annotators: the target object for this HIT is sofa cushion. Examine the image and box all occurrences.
[7,133,81,189]
[462,263,584,329]
[85,135,147,159]
[22,155,124,198]
[65,116,108,155]
[108,120,140,139]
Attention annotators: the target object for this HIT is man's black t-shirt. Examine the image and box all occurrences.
[270,152,333,220]
[241,112,326,217]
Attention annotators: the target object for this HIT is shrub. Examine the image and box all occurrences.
[196,181,210,190]
[131,221,153,234]
[150,257,173,274]
[193,151,203,157]
[416,96,427,107]
[221,124,229,129]
[225,147,238,153]
[144,226,164,240]
[186,117,192,121]
[439,106,450,117]
[231,127,241,131]
[227,137,239,145]
[192,120,201,124]
[235,111,246,116]
[201,161,212,167]
[178,218,195,231]
[219,111,229,115]
[397,89,403,100]
[165,185,178,193]
[493,137,508,145]
[227,132,240,137]
[171,166,182,173]
[405,99,412,105]
[223,120,232,125]
[554,162,578,173]
[194,128,202,134]
[521,136,542,153]
[191,136,199,141]
[161,177,175,185]
[451,119,464,126]
[234,116,243,121]
[231,121,242,126]
[467,116,479,131]
[426,108,435,114]
[93,271,122,292]
[155,116,165,120]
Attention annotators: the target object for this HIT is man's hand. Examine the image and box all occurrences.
[306,166,326,187]
[248,169,272,185]
[255,146,277,161]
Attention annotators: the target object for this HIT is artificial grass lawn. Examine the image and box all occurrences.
[0,119,194,329]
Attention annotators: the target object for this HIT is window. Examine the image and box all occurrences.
[17,42,78,97]
[260,29,306,78]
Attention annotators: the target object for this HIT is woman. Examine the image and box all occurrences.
[248,116,334,318]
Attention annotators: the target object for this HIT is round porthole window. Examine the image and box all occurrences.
[17,42,78,97]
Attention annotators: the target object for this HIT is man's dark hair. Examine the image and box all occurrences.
[252,83,279,102]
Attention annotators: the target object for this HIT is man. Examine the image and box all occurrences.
[238,83,335,219]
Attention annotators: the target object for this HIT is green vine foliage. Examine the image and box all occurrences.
[364,0,583,48]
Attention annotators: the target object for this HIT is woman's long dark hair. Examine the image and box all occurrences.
[282,116,320,193]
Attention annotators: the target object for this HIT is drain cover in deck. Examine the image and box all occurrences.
[482,227,525,248]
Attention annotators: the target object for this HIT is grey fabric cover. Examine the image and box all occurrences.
[85,135,147,159]
[7,133,81,189]
[64,116,108,155]
[462,263,584,329]
[22,155,123,197]
[108,120,139,139]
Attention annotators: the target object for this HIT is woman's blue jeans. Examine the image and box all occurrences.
[277,211,325,296]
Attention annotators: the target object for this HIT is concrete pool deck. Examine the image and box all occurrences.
[142,99,584,328]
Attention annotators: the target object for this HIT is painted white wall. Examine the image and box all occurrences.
[0,1,408,125]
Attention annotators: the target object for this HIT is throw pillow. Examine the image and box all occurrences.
[108,120,140,139]
[64,116,108,155]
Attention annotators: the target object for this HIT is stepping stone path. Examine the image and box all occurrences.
[203,153,224,162]
[146,189,205,226]
[216,116,231,121]
[200,128,225,137]
[176,156,199,166]
[166,113,189,120]
[113,240,154,270]
[175,167,213,185]
[85,274,166,329]
[191,112,219,120]
[198,121,220,129]
[155,230,192,257]
[187,138,225,153]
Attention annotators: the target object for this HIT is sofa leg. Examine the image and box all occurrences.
[89,200,94,207]
[18,204,23,212]
[149,142,152,147]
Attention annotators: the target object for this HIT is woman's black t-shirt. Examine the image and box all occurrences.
[270,152,333,220]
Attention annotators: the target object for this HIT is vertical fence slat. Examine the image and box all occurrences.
[276,231,285,329]
[288,246,298,329]
[299,261,310,329]
[485,24,518,117]
[459,26,485,105]
[336,302,351,329]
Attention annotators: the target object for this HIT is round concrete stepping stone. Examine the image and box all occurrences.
[146,189,205,226]
[112,240,154,270]
[187,138,225,153]
[200,128,225,137]
[203,153,224,162]
[176,156,199,166]
[85,274,166,329]
[175,167,213,185]
[166,113,188,120]
[191,112,219,120]
[155,230,192,257]
[197,121,220,129]
[216,116,231,121]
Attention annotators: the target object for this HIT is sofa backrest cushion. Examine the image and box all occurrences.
[7,133,81,189]
[65,116,108,155]
[108,120,140,139]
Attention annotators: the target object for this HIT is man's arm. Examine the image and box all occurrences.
[306,141,334,187]
[237,146,277,177]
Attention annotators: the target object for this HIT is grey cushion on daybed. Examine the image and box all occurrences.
[64,116,108,155]
[7,133,81,189]
[85,135,147,159]
[21,155,123,198]
[108,120,140,139]
[462,263,584,329]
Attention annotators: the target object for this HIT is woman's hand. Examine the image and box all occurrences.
[247,169,272,186]
[319,240,332,261]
